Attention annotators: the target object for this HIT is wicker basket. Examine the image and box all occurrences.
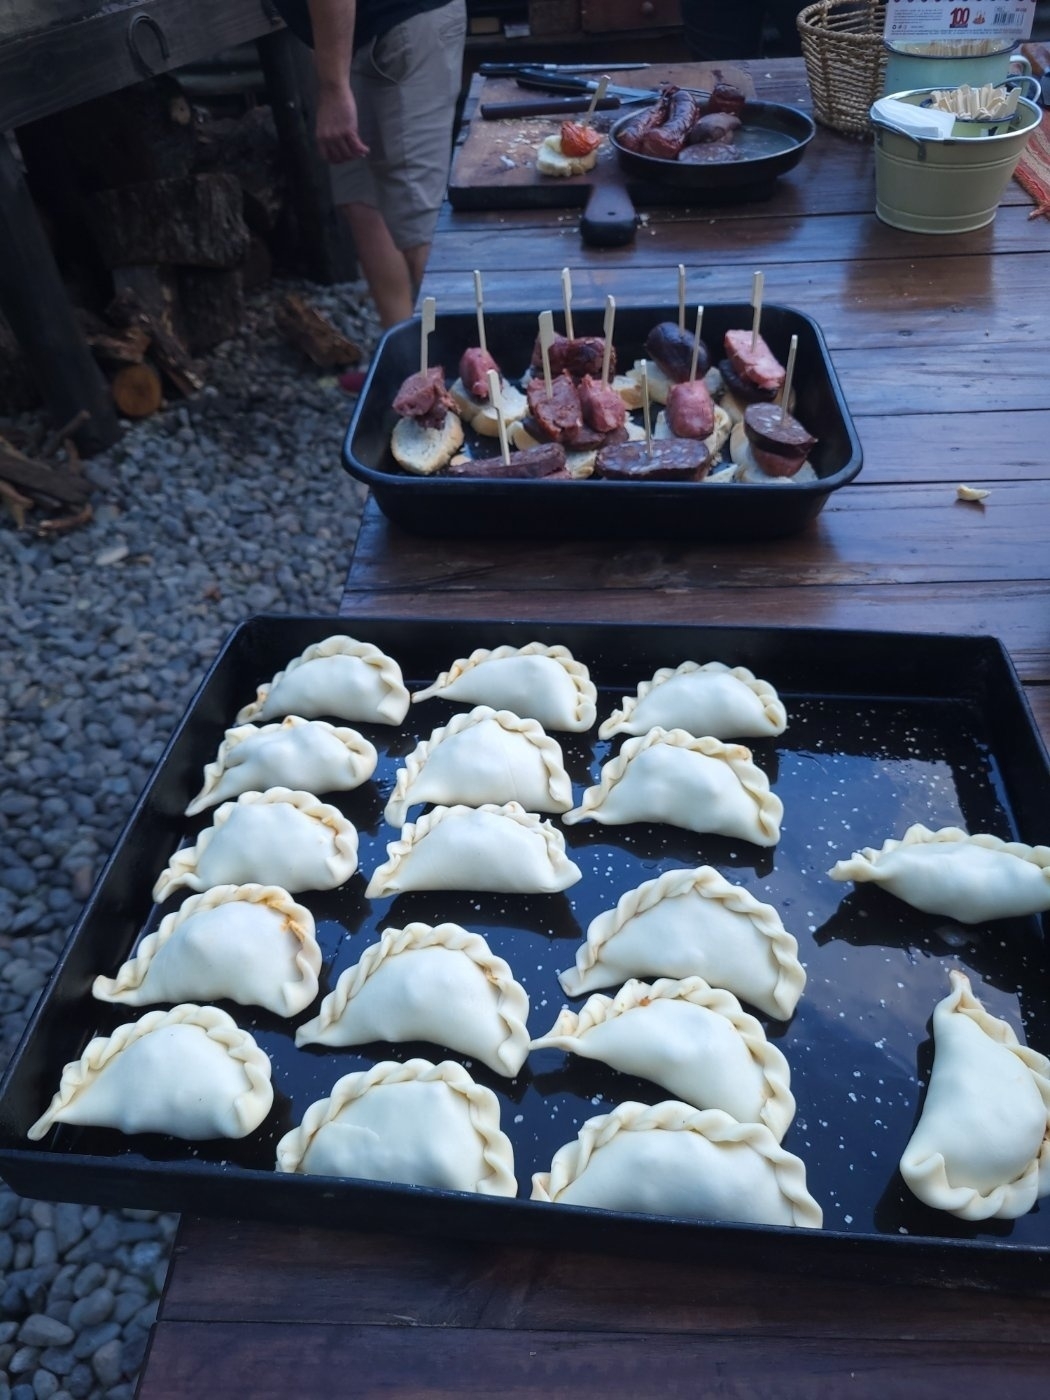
[797,0,888,138]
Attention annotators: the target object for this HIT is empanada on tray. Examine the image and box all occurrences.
[275,1058,516,1196]
[410,642,597,733]
[599,660,787,741]
[236,634,410,726]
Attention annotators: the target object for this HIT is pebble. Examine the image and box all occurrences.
[0,277,377,1399]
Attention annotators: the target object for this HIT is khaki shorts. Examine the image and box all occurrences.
[330,1,466,250]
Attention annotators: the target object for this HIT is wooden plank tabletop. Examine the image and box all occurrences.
[140,58,1050,1399]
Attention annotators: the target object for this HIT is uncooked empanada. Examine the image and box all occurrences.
[365,802,582,897]
[27,1004,273,1141]
[92,884,321,1017]
[563,728,782,847]
[828,824,1050,923]
[296,922,530,1077]
[384,706,573,827]
[185,716,378,816]
[153,787,359,901]
[275,1058,516,1195]
[900,970,1050,1221]
[599,661,787,741]
[531,977,795,1140]
[558,866,805,1019]
[411,643,597,733]
[532,1101,822,1227]
[236,635,410,726]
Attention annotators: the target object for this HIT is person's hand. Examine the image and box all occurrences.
[315,83,369,163]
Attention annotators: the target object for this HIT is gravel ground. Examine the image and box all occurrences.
[0,278,380,1399]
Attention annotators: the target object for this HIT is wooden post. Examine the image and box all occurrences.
[0,134,119,452]
[256,27,358,285]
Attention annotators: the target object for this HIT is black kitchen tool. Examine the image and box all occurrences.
[511,68,660,104]
[478,62,651,76]
[2,614,1049,1294]
[480,95,622,119]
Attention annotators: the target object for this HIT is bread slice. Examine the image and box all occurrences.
[536,135,600,178]
[390,413,464,475]
[451,378,529,438]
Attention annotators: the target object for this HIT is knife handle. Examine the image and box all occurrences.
[480,96,621,120]
[580,182,637,249]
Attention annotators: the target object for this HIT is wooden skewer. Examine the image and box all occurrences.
[487,368,510,465]
[420,296,436,374]
[602,294,616,388]
[473,270,487,357]
[689,305,704,383]
[750,271,763,352]
[561,267,574,340]
[780,333,798,423]
[583,75,609,123]
[677,264,687,333]
[641,359,652,452]
[538,309,555,396]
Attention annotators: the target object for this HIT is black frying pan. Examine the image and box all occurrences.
[610,95,817,192]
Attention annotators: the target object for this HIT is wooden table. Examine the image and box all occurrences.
[139,60,1050,1398]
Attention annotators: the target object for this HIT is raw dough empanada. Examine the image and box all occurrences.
[828,824,1050,924]
[384,707,573,827]
[411,643,597,733]
[599,661,787,741]
[153,787,358,901]
[236,635,410,726]
[558,866,805,1019]
[185,717,378,816]
[900,971,1050,1220]
[92,884,321,1017]
[295,922,530,1077]
[532,1101,822,1228]
[275,1058,516,1195]
[27,1004,273,1141]
[562,728,782,847]
[532,977,795,1140]
[365,802,582,897]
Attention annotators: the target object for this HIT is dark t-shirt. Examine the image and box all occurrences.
[273,0,452,51]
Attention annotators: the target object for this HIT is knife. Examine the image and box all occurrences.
[481,95,622,120]
[478,62,651,76]
[510,69,661,104]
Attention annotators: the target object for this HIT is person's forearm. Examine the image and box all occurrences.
[307,0,356,91]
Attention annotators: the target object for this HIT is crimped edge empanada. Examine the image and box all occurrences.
[295,921,531,1076]
[235,635,410,725]
[384,706,573,827]
[531,976,795,1140]
[828,824,1050,913]
[562,727,783,845]
[559,865,805,1019]
[598,660,787,740]
[186,716,379,816]
[274,1057,517,1195]
[900,970,1050,1221]
[92,883,322,1017]
[152,787,359,903]
[27,1003,273,1141]
[365,801,582,898]
[410,643,597,733]
[531,1100,822,1227]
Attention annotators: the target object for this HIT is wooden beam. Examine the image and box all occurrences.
[0,137,118,452]
[0,0,284,130]
[256,28,358,286]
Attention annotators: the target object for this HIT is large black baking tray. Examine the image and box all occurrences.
[342,302,862,541]
[2,616,1049,1293]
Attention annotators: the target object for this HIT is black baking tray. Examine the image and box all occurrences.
[342,302,862,540]
[2,616,1049,1294]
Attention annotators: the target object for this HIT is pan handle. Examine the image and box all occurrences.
[580,183,637,248]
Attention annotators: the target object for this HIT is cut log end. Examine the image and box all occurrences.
[112,363,164,418]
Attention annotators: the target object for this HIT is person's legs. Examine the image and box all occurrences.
[331,2,465,329]
[339,200,415,328]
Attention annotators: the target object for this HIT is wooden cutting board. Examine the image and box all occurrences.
[448,63,755,213]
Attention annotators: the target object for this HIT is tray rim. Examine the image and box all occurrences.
[1,614,1048,1292]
